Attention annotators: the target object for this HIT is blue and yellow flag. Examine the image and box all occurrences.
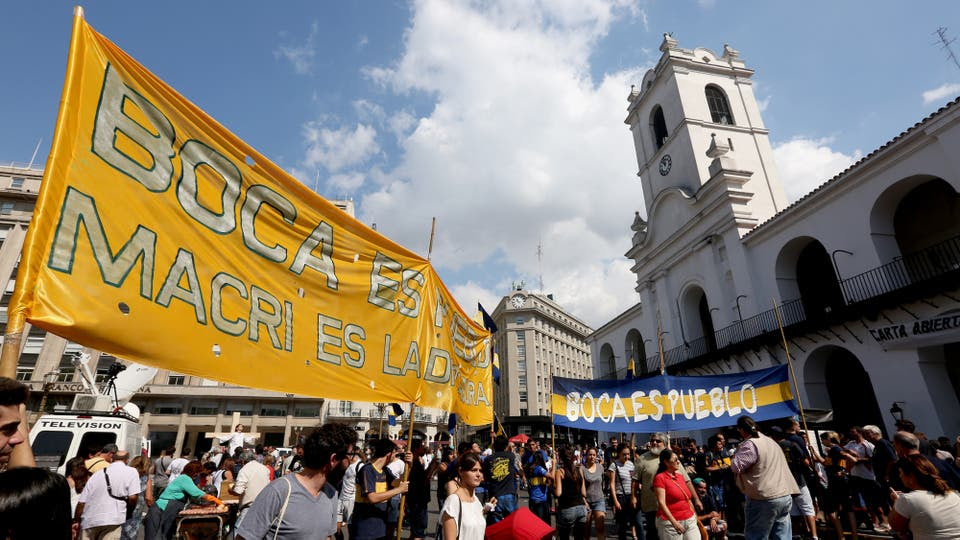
[626,356,635,381]
[551,365,798,433]
[387,403,404,426]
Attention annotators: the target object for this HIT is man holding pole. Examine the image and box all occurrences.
[351,438,410,540]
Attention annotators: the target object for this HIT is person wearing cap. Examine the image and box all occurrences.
[692,477,726,539]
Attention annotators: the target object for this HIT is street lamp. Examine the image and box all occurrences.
[889,402,905,423]
[38,370,59,414]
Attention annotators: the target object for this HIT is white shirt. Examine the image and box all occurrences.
[844,440,875,480]
[387,457,405,479]
[340,459,362,502]
[894,490,960,539]
[168,457,190,482]
[441,493,486,540]
[218,431,254,456]
[78,462,141,528]
[234,460,272,509]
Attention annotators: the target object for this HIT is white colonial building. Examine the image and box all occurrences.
[589,34,960,440]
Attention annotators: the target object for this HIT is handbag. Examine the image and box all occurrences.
[435,494,463,539]
[103,471,135,520]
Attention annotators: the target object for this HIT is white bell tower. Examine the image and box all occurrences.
[624,34,787,236]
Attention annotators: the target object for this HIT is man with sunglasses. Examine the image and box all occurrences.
[637,433,702,540]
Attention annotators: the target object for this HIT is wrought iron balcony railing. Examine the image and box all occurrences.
[640,234,960,373]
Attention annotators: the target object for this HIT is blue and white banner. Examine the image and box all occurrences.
[551,365,798,433]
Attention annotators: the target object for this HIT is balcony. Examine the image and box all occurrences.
[329,409,363,418]
[643,234,960,373]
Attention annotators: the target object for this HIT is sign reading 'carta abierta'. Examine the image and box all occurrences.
[8,13,492,425]
[551,365,798,433]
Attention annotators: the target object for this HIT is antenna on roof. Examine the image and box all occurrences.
[933,27,960,72]
[537,238,544,293]
[27,139,42,169]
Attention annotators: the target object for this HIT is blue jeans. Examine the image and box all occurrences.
[744,495,792,540]
[529,499,551,525]
[490,493,517,523]
[557,505,588,540]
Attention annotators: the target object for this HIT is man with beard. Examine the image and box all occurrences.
[0,377,33,472]
[236,422,357,540]
[636,432,701,540]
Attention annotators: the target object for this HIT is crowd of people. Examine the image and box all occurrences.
[3,373,960,539]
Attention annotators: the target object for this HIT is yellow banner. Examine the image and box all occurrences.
[9,12,492,425]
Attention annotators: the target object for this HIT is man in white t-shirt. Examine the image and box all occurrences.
[846,427,884,531]
[75,451,141,539]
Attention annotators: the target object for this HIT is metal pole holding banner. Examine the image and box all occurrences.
[772,299,809,435]
[395,401,417,540]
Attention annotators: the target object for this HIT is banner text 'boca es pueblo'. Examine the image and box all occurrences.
[551,365,798,433]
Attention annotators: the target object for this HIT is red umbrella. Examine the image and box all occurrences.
[485,507,554,540]
[508,433,530,444]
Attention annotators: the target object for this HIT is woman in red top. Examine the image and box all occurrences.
[653,449,700,539]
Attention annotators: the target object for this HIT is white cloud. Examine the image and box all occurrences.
[326,172,365,192]
[352,0,646,327]
[757,95,771,113]
[449,281,502,318]
[358,34,369,49]
[303,123,380,172]
[274,22,318,75]
[772,137,862,202]
[921,82,960,105]
[387,111,416,141]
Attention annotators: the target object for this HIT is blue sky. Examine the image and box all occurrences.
[3,1,960,327]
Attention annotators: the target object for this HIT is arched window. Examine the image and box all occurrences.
[705,85,734,125]
[650,106,669,150]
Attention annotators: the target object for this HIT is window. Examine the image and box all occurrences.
[705,85,734,125]
[190,404,219,415]
[260,406,287,417]
[294,406,321,418]
[0,202,13,216]
[516,332,524,342]
[517,361,526,372]
[56,355,75,382]
[224,403,253,416]
[10,177,24,189]
[32,431,74,469]
[519,391,527,402]
[651,106,669,150]
[516,344,525,357]
[167,375,185,385]
[518,375,527,387]
[515,317,524,325]
[154,403,183,414]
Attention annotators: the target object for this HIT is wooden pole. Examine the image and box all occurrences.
[0,332,23,379]
[772,299,809,434]
[427,217,436,261]
[395,402,417,540]
[657,314,666,375]
[550,367,556,454]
